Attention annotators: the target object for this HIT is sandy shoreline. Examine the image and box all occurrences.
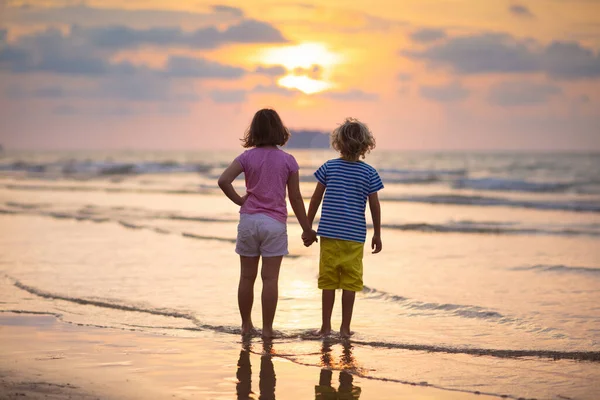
[0,312,502,400]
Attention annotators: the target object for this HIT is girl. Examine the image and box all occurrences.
[218,108,317,338]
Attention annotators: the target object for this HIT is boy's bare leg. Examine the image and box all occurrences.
[340,290,356,338]
[239,256,259,335]
[261,256,283,339]
[319,289,335,336]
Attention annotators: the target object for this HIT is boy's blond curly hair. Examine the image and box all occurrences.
[331,118,376,161]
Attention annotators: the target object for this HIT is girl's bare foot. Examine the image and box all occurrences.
[241,322,255,336]
[339,327,354,338]
[317,326,332,337]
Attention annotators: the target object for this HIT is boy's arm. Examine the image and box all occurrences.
[368,192,382,253]
[287,171,317,244]
[217,160,246,206]
[287,171,312,232]
[307,182,325,225]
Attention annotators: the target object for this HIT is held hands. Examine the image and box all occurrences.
[371,235,382,254]
[302,229,318,247]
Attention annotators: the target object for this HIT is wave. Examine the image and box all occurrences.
[453,178,579,193]
[2,204,239,243]
[167,215,237,223]
[382,221,600,237]
[350,339,600,362]
[5,277,599,363]
[379,167,466,176]
[383,194,600,213]
[1,183,208,195]
[4,201,600,240]
[512,265,600,275]
[362,286,505,321]
[0,160,211,176]
[360,286,572,339]
[5,201,50,210]
[378,168,466,185]
[181,232,237,243]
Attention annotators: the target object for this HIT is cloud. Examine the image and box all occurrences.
[544,41,600,79]
[71,20,286,50]
[32,86,68,98]
[397,72,412,82]
[509,4,535,18]
[51,104,190,116]
[252,84,299,96]
[0,28,7,43]
[402,32,600,79]
[419,82,469,102]
[0,28,249,79]
[254,65,287,77]
[92,75,200,102]
[487,81,562,106]
[409,28,447,43]
[206,83,304,101]
[577,94,591,104]
[0,28,140,75]
[321,89,379,101]
[403,33,538,74]
[211,5,244,18]
[220,19,286,44]
[0,45,30,68]
[52,104,79,116]
[4,4,243,28]
[8,75,200,103]
[164,56,245,78]
[210,89,247,103]
[293,65,323,80]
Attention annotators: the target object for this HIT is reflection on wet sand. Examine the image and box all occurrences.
[236,340,277,400]
[315,340,361,400]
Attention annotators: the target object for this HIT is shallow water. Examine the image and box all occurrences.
[1,150,599,399]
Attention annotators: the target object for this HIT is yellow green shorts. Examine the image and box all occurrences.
[319,237,364,292]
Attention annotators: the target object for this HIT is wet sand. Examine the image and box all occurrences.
[0,313,498,400]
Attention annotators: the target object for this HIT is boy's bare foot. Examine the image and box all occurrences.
[261,327,274,339]
[339,327,354,338]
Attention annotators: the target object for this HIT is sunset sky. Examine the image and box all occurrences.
[0,0,599,150]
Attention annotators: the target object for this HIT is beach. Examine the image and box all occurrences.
[0,313,496,400]
[1,149,599,399]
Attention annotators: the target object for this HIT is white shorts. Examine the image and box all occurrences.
[235,213,288,257]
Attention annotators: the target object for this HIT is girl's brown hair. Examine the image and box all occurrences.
[241,108,290,148]
[331,118,376,161]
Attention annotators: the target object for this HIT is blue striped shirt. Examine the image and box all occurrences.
[314,159,384,243]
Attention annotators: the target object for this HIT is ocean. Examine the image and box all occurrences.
[0,149,599,399]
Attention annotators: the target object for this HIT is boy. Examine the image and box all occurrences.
[304,118,383,337]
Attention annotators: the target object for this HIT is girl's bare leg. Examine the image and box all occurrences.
[261,256,283,338]
[238,256,259,335]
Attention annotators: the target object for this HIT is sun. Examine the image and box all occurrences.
[260,43,341,70]
[278,75,331,94]
[258,43,342,94]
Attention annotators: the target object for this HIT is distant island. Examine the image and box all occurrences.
[286,130,330,149]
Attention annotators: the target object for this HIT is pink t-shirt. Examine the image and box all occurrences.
[235,147,299,223]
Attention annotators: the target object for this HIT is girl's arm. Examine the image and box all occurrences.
[287,171,315,238]
[307,182,325,225]
[218,160,246,206]
[368,192,382,253]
